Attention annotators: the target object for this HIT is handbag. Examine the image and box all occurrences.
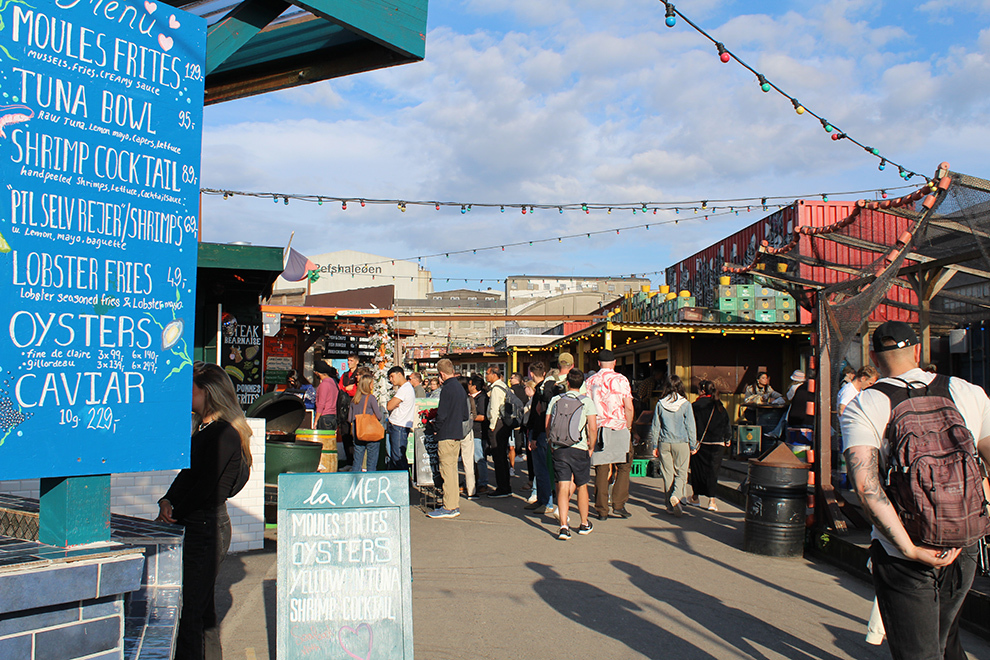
[354,396,385,442]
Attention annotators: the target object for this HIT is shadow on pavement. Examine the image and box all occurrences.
[526,562,717,659]
[215,553,247,622]
[613,560,856,660]
[631,525,864,626]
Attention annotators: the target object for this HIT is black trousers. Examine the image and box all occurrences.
[492,423,512,494]
[870,540,977,660]
[176,506,231,660]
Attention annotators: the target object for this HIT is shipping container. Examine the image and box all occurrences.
[665,200,918,324]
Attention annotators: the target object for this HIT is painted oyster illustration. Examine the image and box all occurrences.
[162,319,184,350]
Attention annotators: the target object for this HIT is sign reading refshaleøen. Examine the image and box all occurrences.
[0,0,206,479]
[278,472,414,660]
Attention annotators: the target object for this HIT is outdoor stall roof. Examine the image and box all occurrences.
[510,319,811,356]
[165,0,428,104]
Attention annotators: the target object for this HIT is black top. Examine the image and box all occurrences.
[436,376,470,441]
[787,383,814,429]
[527,378,559,434]
[471,390,488,438]
[163,420,242,522]
[692,396,731,443]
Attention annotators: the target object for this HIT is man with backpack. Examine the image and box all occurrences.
[546,369,598,540]
[843,321,990,660]
[524,362,557,514]
[485,366,516,498]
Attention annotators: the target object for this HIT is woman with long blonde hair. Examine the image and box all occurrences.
[349,373,384,471]
[157,361,252,659]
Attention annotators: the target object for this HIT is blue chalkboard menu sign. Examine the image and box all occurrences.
[0,0,206,479]
[278,472,414,660]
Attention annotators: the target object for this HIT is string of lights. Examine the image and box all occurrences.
[659,1,927,183]
[202,184,914,215]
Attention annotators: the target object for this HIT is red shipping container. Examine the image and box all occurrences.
[665,201,917,324]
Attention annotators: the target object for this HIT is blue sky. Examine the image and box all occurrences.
[199,0,990,290]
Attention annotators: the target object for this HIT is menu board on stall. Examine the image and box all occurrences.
[221,307,263,407]
[0,0,206,480]
[264,333,296,385]
[323,334,376,359]
[278,472,413,660]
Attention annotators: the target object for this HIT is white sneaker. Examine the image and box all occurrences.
[526,494,538,504]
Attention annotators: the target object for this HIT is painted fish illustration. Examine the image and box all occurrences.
[0,105,33,139]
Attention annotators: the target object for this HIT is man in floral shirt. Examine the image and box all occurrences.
[585,350,635,520]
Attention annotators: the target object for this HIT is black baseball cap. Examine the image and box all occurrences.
[598,349,615,362]
[872,321,919,353]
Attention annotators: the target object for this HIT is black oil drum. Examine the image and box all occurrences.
[743,461,809,557]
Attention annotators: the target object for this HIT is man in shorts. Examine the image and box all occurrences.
[546,369,597,540]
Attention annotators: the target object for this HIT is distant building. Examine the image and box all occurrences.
[505,275,651,315]
[396,288,506,354]
[272,250,432,300]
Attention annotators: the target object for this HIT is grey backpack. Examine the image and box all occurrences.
[548,394,587,448]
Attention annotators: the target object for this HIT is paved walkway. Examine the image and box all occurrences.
[215,475,990,659]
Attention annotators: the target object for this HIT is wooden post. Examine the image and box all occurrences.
[815,296,847,533]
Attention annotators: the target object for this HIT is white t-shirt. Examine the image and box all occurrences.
[836,381,859,412]
[389,381,416,428]
[841,368,990,557]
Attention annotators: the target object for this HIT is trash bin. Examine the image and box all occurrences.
[743,443,810,557]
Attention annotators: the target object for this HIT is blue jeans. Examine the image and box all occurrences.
[533,432,552,506]
[352,440,380,472]
[474,434,489,489]
[387,423,411,470]
[870,540,977,660]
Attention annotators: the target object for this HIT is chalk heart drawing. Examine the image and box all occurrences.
[158,34,173,51]
[144,0,156,13]
[338,623,373,660]
[169,14,180,28]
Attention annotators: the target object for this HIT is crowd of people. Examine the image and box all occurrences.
[365,351,735,541]
[159,320,990,660]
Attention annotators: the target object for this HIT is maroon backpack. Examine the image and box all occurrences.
[871,374,990,548]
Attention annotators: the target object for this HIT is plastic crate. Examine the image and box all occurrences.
[631,459,649,477]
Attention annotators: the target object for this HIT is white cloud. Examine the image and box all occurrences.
[199,3,990,283]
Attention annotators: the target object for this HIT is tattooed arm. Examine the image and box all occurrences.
[845,445,958,567]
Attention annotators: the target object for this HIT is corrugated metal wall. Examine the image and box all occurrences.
[666,201,918,323]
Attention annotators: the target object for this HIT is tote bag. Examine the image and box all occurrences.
[355,396,385,442]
